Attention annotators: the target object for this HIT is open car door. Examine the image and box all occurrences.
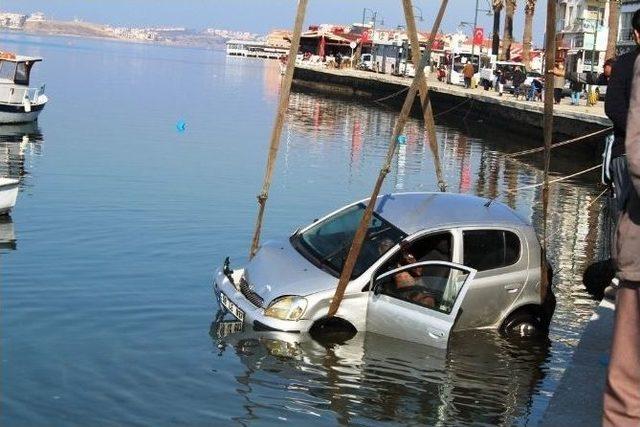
[367,261,476,349]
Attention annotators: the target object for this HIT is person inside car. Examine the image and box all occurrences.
[376,239,437,308]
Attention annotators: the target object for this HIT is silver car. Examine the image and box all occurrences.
[214,192,555,348]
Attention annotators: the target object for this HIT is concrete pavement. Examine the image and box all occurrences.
[539,299,614,426]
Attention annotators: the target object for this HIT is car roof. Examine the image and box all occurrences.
[371,192,529,235]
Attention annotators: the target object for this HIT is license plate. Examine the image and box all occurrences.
[220,292,245,322]
[215,320,244,339]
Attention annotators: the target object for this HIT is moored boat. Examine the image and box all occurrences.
[0,52,48,124]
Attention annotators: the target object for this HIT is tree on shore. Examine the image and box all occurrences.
[501,0,517,60]
[606,0,620,59]
[522,0,536,70]
[492,0,503,57]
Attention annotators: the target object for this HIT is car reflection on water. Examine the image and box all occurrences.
[210,317,550,426]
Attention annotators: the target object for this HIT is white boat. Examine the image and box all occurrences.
[0,177,19,214]
[0,53,48,124]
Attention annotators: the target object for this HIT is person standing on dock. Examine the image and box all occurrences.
[552,62,566,104]
[602,49,640,427]
[463,61,475,89]
[604,9,640,220]
[496,69,506,96]
[568,71,584,106]
[513,66,526,99]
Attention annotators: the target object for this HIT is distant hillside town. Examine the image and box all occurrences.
[0,10,261,47]
[2,0,639,73]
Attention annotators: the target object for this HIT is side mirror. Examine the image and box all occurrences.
[223,257,235,285]
[372,277,385,295]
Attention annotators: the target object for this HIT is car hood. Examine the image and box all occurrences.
[243,239,337,306]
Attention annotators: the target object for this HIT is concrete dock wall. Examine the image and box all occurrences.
[293,66,612,142]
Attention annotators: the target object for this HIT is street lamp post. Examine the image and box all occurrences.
[470,0,493,65]
[362,8,383,26]
[577,12,601,101]
[362,8,384,72]
[412,5,424,22]
[590,15,600,91]
[471,0,480,62]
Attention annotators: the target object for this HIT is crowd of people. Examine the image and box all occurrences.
[451,57,617,108]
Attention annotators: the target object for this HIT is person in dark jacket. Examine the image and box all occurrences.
[605,9,640,162]
[527,78,543,101]
[512,67,526,99]
[568,71,584,105]
[597,58,614,86]
[602,8,640,298]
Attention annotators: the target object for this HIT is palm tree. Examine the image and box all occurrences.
[522,0,536,70]
[606,0,620,60]
[492,0,503,57]
[501,0,516,60]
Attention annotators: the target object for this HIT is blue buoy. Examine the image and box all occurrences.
[397,135,407,145]
[176,120,186,132]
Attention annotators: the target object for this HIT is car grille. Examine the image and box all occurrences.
[239,277,264,308]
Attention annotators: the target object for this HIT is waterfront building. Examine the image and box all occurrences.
[0,12,26,29]
[225,39,288,59]
[25,12,45,23]
[297,25,360,58]
[556,0,612,75]
[617,0,640,54]
[111,27,158,41]
[265,30,292,49]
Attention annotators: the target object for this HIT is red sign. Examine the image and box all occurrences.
[473,27,484,46]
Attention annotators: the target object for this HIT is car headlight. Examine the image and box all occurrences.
[264,296,308,321]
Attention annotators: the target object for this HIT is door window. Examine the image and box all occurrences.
[380,232,453,271]
[374,262,471,314]
[463,230,521,272]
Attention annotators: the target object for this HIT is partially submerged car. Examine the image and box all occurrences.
[214,192,555,348]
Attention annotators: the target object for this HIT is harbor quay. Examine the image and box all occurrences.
[293,64,613,151]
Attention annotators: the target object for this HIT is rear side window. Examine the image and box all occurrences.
[463,230,520,272]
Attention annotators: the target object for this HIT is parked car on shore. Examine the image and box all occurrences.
[449,61,479,87]
[214,192,556,348]
[523,71,543,88]
[479,61,525,92]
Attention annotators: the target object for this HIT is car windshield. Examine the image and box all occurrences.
[292,203,406,279]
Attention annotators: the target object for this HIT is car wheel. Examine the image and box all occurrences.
[310,317,357,345]
[500,309,543,338]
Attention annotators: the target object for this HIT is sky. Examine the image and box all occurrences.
[1,0,547,46]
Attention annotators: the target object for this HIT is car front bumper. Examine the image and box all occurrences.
[213,267,312,333]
